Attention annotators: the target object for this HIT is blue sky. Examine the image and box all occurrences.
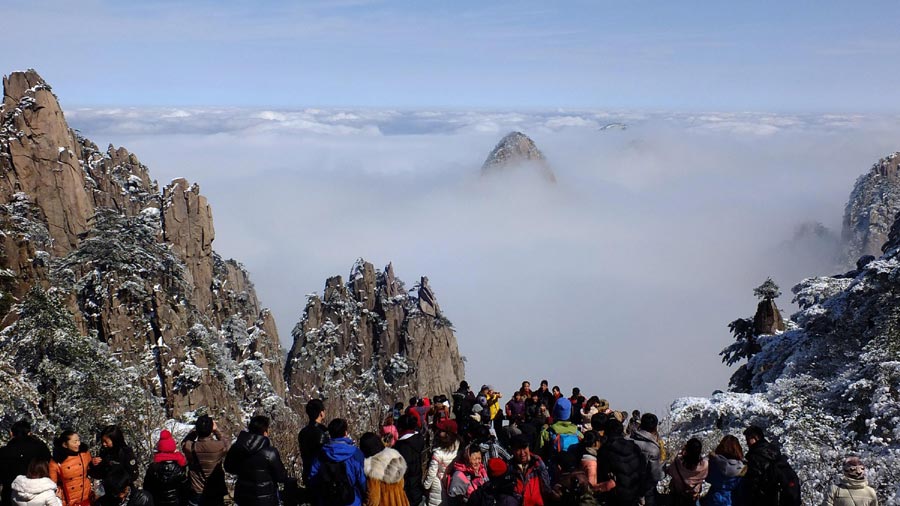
[4,0,900,111]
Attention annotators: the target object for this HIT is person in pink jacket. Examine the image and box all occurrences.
[667,438,709,506]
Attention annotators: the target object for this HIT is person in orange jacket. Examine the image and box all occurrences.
[49,431,92,506]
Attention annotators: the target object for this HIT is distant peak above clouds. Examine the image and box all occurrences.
[481,131,556,183]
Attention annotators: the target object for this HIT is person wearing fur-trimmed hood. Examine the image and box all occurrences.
[822,456,878,506]
[360,433,409,506]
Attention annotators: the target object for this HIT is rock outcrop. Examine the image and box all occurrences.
[752,298,785,335]
[481,131,556,183]
[0,70,295,450]
[284,260,465,430]
[842,152,900,262]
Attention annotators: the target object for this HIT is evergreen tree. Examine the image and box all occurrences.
[0,286,163,454]
[753,277,781,300]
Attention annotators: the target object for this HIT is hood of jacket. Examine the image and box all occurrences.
[749,439,781,463]
[232,431,270,457]
[672,456,709,485]
[838,475,869,490]
[432,442,460,465]
[365,448,407,484]
[322,437,360,463]
[549,421,579,435]
[630,429,659,447]
[11,476,57,499]
[709,453,744,478]
[451,459,484,477]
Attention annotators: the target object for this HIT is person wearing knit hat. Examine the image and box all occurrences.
[821,456,877,506]
[538,397,582,461]
[486,458,507,480]
[143,430,188,506]
[360,432,409,506]
[467,459,518,506]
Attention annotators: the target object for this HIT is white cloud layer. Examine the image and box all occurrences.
[67,107,900,415]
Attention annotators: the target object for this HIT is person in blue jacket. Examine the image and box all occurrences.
[703,435,745,506]
[309,419,366,506]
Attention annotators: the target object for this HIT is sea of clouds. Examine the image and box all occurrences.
[65,106,900,415]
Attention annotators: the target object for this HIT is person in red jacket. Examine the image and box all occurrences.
[508,435,552,506]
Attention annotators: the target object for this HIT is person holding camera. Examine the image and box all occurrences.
[182,416,228,506]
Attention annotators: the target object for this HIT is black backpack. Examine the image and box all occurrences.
[317,459,355,506]
[756,456,801,506]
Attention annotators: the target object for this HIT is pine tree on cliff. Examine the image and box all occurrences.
[721,277,784,392]
[0,286,161,447]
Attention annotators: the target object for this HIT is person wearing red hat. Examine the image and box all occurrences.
[467,459,518,506]
[143,430,188,506]
[424,420,459,506]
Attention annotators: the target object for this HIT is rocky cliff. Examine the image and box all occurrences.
[0,70,295,455]
[842,152,900,262]
[481,131,556,183]
[670,155,900,504]
[284,260,465,431]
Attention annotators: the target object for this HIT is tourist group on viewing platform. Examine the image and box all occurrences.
[0,379,880,506]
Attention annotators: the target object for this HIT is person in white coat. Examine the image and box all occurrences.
[423,420,460,506]
[822,456,878,506]
[11,459,62,506]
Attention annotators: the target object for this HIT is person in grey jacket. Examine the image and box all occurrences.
[822,456,878,506]
[629,413,664,506]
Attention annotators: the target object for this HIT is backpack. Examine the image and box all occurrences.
[550,430,581,454]
[763,456,801,506]
[317,459,355,506]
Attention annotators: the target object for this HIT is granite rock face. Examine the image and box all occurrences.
[285,260,465,430]
[752,298,785,335]
[481,131,557,183]
[0,70,294,442]
[842,152,900,262]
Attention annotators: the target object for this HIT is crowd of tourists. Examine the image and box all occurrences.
[0,379,882,506]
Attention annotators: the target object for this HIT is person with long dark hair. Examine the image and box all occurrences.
[667,438,708,506]
[49,431,93,506]
[90,426,138,484]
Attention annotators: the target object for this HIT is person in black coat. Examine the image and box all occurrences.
[596,419,649,506]
[737,426,801,506]
[224,416,289,506]
[0,420,51,506]
[101,466,154,506]
[298,399,329,485]
[90,426,139,484]
[392,414,426,506]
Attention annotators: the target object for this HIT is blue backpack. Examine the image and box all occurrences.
[551,430,581,453]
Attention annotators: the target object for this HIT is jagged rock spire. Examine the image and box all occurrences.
[481,131,556,183]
